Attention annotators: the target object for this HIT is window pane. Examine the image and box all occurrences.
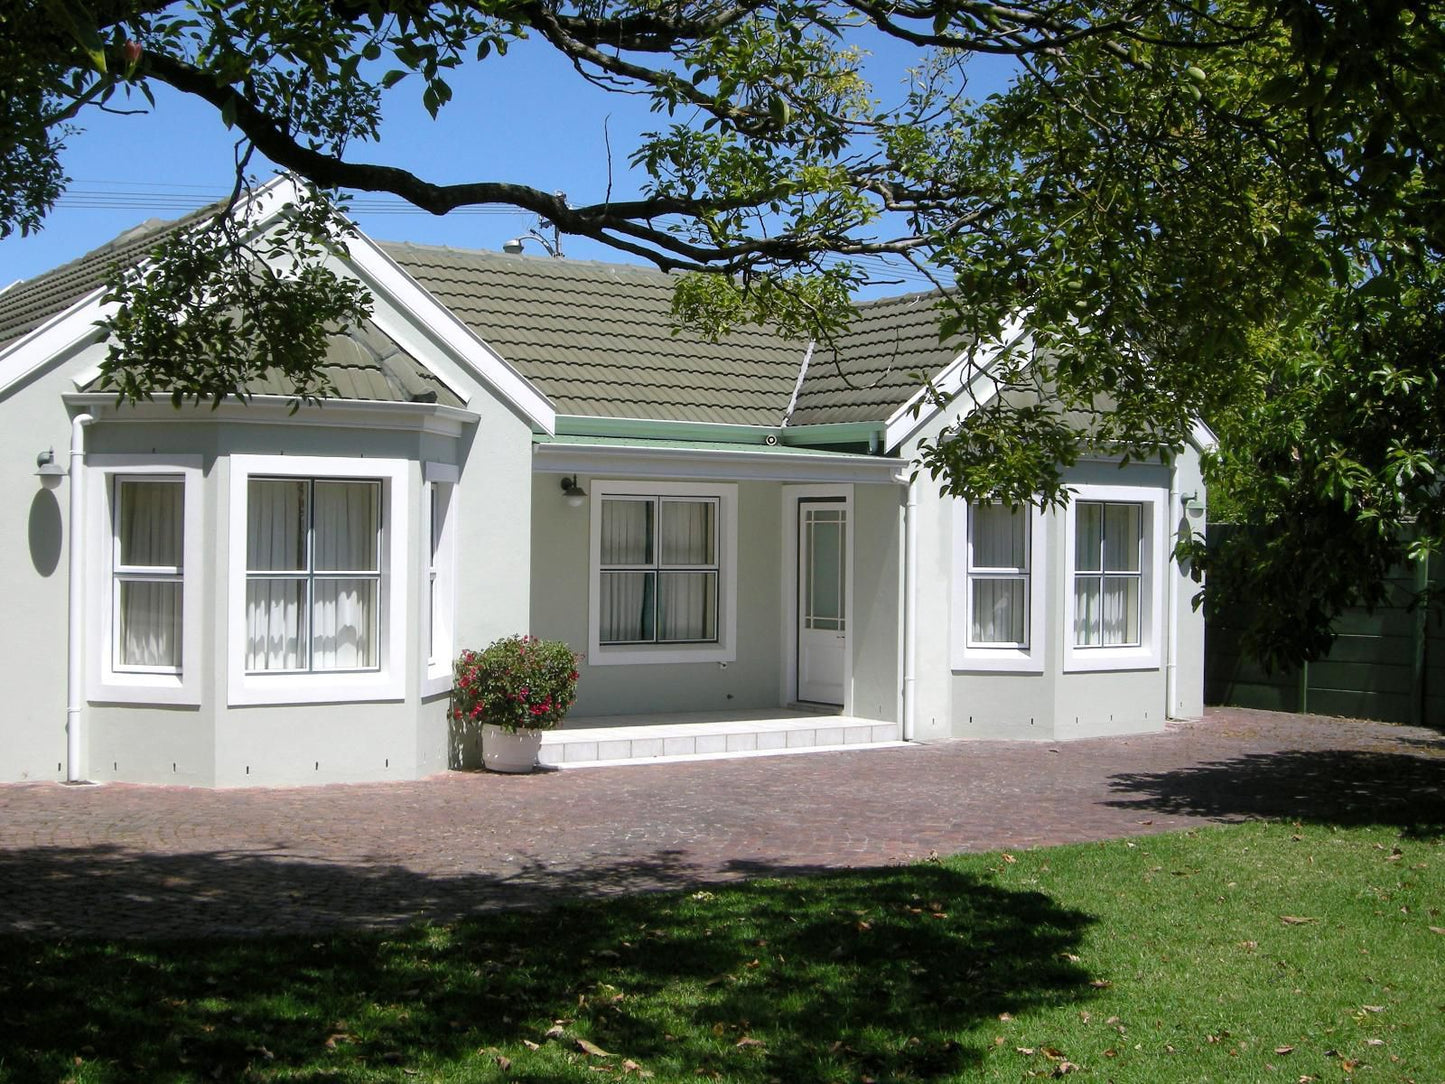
[600,499,653,565]
[658,572,717,641]
[247,480,308,572]
[313,481,379,572]
[972,504,1026,571]
[1101,577,1141,645]
[117,580,181,669]
[972,577,1025,645]
[600,571,654,642]
[660,500,715,565]
[1103,503,1141,572]
[312,578,378,669]
[1075,503,1103,571]
[1074,575,1102,646]
[117,480,183,569]
[807,519,844,622]
[246,578,306,670]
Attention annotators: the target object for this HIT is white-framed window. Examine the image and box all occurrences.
[950,499,1046,672]
[421,462,458,697]
[87,456,204,705]
[1062,483,1165,672]
[227,455,408,705]
[588,480,737,665]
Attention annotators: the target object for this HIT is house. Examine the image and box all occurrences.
[0,180,1209,787]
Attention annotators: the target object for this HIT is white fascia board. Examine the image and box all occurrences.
[0,291,113,397]
[884,314,1028,453]
[1189,418,1219,453]
[341,234,556,434]
[63,392,476,437]
[533,441,903,485]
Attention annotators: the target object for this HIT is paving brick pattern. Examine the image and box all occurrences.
[1,707,1441,939]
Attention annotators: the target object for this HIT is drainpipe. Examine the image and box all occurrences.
[1165,462,1179,720]
[902,475,919,740]
[66,413,95,783]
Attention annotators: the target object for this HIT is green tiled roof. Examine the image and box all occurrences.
[4,206,970,426]
[0,205,218,353]
[788,291,971,426]
[1,208,461,408]
[381,243,810,426]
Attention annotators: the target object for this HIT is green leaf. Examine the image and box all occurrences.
[44,0,106,73]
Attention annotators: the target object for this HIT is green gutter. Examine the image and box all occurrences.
[551,414,885,448]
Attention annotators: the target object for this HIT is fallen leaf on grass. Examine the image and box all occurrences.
[495,1055,512,1071]
[1274,1045,1295,1055]
[1359,1005,1385,1013]
[1016,1047,1037,1056]
[1280,916,1318,926]
[735,1038,765,1049]
[1001,854,1017,864]
[576,1038,613,1057]
[1052,1061,1081,1076]
[1089,979,1113,989]
[521,1040,540,1051]
[544,1025,567,1041]
[1365,1039,1385,1046]
[1429,926,1445,935]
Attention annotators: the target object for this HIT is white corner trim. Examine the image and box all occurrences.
[949,499,1048,673]
[884,313,1028,453]
[586,480,739,666]
[342,236,557,433]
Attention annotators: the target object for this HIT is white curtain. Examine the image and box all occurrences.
[972,578,1025,645]
[1074,502,1142,647]
[658,572,716,641]
[601,499,652,564]
[660,500,714,565]
[971,503,1025,569]
[115,480,183,669]
[600,572,653,642]
[244,479,378,671]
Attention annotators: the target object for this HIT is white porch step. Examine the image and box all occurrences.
[539,714,903,769]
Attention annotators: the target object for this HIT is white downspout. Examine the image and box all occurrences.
[902,476,919,741]
[66,413,95,783]
[1165,462,1179,721]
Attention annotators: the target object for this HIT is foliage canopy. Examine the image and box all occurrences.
[6,0,1445,666]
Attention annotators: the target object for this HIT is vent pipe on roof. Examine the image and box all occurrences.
[781,339,815,428]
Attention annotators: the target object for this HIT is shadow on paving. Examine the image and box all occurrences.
[1105,747,1445,837]
[0,855,1096,1082]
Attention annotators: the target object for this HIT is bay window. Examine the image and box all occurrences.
[228,455,408,704]
[951,499,1045,672]
[88,456,203,705]
[1062,483,1165,672]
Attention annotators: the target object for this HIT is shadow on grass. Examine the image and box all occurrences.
[0,854,1095,1082]
[1106,747,1445,837]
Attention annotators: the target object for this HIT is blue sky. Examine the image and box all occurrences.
[2,36,1017,292]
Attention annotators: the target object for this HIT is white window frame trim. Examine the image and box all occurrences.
[950,499,1047,673]
[87,455,204,706]
[1062,482,1166,673]
[227,454,409,705]
[421,462,459,698]
[587,479,738,666]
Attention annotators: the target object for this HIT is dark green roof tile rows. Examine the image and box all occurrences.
[380,243,811,426]
[3,208,967,425]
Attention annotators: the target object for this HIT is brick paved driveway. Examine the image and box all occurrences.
[1,707,1441,938]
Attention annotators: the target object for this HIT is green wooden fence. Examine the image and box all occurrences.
[1205,533,1445,727]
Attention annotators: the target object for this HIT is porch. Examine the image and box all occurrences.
[540,708,905,769]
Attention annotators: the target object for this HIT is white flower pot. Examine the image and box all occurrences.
[481,723,544,773]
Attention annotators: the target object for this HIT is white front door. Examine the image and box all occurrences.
[797,499,847,704]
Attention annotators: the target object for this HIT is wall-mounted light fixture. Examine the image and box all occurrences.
[35,448,66,491]
[560,475,587,508]
[1181,492,1206,518]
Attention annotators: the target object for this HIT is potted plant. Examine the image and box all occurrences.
[452,635,580,773]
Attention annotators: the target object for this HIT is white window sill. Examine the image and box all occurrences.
[228,670,405,706]
[588,644,734,667]
[952,647,1044,674]
[1063,646,1161,673]
[421,668,452,698]
[89,673,201,707]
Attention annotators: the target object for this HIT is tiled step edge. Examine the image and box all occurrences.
[544,739,911,770]
[539,722,902,768]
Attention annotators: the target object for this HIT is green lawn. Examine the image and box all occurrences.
[2,821,1441,1082]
